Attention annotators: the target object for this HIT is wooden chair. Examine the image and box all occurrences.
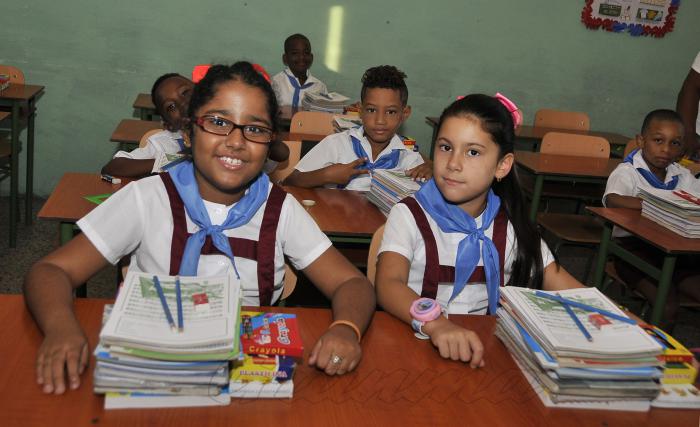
[269,139,302,184]
[534,109,590,131]
[289,111,334,136]
[138,128,163,149]
[366,225,385,285]
[623,139,638,157]
[535,132,611,283]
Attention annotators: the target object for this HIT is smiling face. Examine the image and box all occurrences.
[433,116,513,217]
[359,87,410,147]
[638,118,684,179]
[191,79,272,205]
[283,37,313,80]
[155,76,194,132]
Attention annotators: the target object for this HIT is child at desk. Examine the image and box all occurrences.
[271,33,327,108]
[375,94,584,367]
[284,65,432,191]
[102,73,194,177]
[24,62,375,395]
[603,109,700,327]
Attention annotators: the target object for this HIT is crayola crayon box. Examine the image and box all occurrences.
[239,311,304,358]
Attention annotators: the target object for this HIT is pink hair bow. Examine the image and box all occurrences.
[494,92,522,129]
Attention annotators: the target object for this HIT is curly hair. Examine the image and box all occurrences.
[360,65,408,105]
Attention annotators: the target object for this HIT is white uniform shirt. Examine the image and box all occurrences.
[603,150,700,236]
[693,51,700,135]
[113,130,184,160]
[378,201,555,315]
[294,127,424,192]
[77,175,332,305]
[271,68,327,107]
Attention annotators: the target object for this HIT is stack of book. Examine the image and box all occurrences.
[229,311,303,398]
[94,271,242,409]
[638,187,700,238]
[301,91,353,113]
[366,169,421,215]
[0,74,9,91]
[332,115,362,132]
[496,287,665,411]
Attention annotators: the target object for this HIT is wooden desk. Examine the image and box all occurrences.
[425,117,631,159]
[277,105,302,130]
[515,151,621,221]
[1,83,45,247]
[588,207,700,325]
[132,93,155,120]
[284,186,385,238]
[2,294,695,426]
[0,111,9,121]
[110,119,162,151]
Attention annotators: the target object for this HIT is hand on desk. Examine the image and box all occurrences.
[324,158,370,186]
[36,327,89,394]
[308,325,362,376]
[423,317,485,369]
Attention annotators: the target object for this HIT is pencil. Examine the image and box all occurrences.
[175,276,183,332]
[153,275,176,331]
[534,291,636,325]
[561,300,593,341]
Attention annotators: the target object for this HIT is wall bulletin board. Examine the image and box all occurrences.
[582,0,680,37]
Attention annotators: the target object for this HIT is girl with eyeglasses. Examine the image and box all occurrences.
[24,62,375,395]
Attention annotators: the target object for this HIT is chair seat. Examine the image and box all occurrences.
[537,213,603,244]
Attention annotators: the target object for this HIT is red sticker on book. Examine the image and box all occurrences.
[192,293,208,305]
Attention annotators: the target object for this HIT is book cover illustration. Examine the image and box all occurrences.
[239,311,303,358]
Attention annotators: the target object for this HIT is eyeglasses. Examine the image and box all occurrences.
[195,115,274,144]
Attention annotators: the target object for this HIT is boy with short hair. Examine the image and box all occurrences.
[285,65,432,191]
[271,33,327,107]
[604,109,700,327]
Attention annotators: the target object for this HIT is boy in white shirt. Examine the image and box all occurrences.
[603,109,700,327]
[271,34,327,108]
[285,65,432,191]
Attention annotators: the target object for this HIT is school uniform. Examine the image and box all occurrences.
[271,68,327,107]
[603,149,700,237]
[77,173,332,306]
[378,198,554,315]
[294,126,424,192]
[113,130,186,160]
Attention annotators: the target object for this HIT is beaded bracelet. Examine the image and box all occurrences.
[328,320,362,343]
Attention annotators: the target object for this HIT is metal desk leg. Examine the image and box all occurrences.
[529,175,544,222]
[9,101,20,247]
[592,223,612,288]
[649,255,677,325]
[25,97,36,224]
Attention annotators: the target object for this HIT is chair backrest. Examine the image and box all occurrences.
[540,132,610,158]
[623,139,638,157]
[269,139,302,184]
[366,224,385,285]
[138,128,164,148]
[0,65,24,84]
[534,109,590,131]
[281,263,297,300]
[289,111,335,135]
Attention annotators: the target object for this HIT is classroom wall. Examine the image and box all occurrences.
[1,1,698,196]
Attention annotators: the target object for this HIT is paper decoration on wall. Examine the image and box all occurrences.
[582,0,680,37]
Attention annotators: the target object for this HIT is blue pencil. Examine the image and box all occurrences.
[534,291,636,325]
[561,299,593,341]
[175,276,183,332]
[153,275,176,331]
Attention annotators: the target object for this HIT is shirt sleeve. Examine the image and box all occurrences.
[113,139,160,160]
[603,165,637,206]
[400,150,425,170]
[294,134,340,172]
[692,51,700,73]
[76,182,147,264]
[378,203,416,262]
[278,195,332,270]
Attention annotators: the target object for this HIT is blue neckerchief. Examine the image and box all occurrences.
[342,133,402,188]
[176,137,186,151]
[285,72,314,108]
[624,149,679,190]
[168,161,270,277]
[415,180,502,314]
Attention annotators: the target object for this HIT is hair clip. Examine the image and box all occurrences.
[494,92,523,129]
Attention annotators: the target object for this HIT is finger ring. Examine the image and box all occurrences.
[331,355,343,365]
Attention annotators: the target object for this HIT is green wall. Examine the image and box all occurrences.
[1,1,698,196]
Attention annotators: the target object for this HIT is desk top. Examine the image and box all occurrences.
[1,294,694,427]
[284,186,385,237]
[0,83,44,100]
[0,111,9,121]
[38,173,132,222]
[110,119,162,144]
[277,131,326,142]
[425,117,630,147]
[515,150,621,178]
[587,207,700,254]
[132,93,155,110]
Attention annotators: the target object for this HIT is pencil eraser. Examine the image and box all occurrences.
[301,199,316,207]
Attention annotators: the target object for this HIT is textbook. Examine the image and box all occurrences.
[152,151,188,173]
[100,271,242,357]
[638,187,700,238]
[104,390,231,409]
[366,169,421,215]
[301,91,352,113]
